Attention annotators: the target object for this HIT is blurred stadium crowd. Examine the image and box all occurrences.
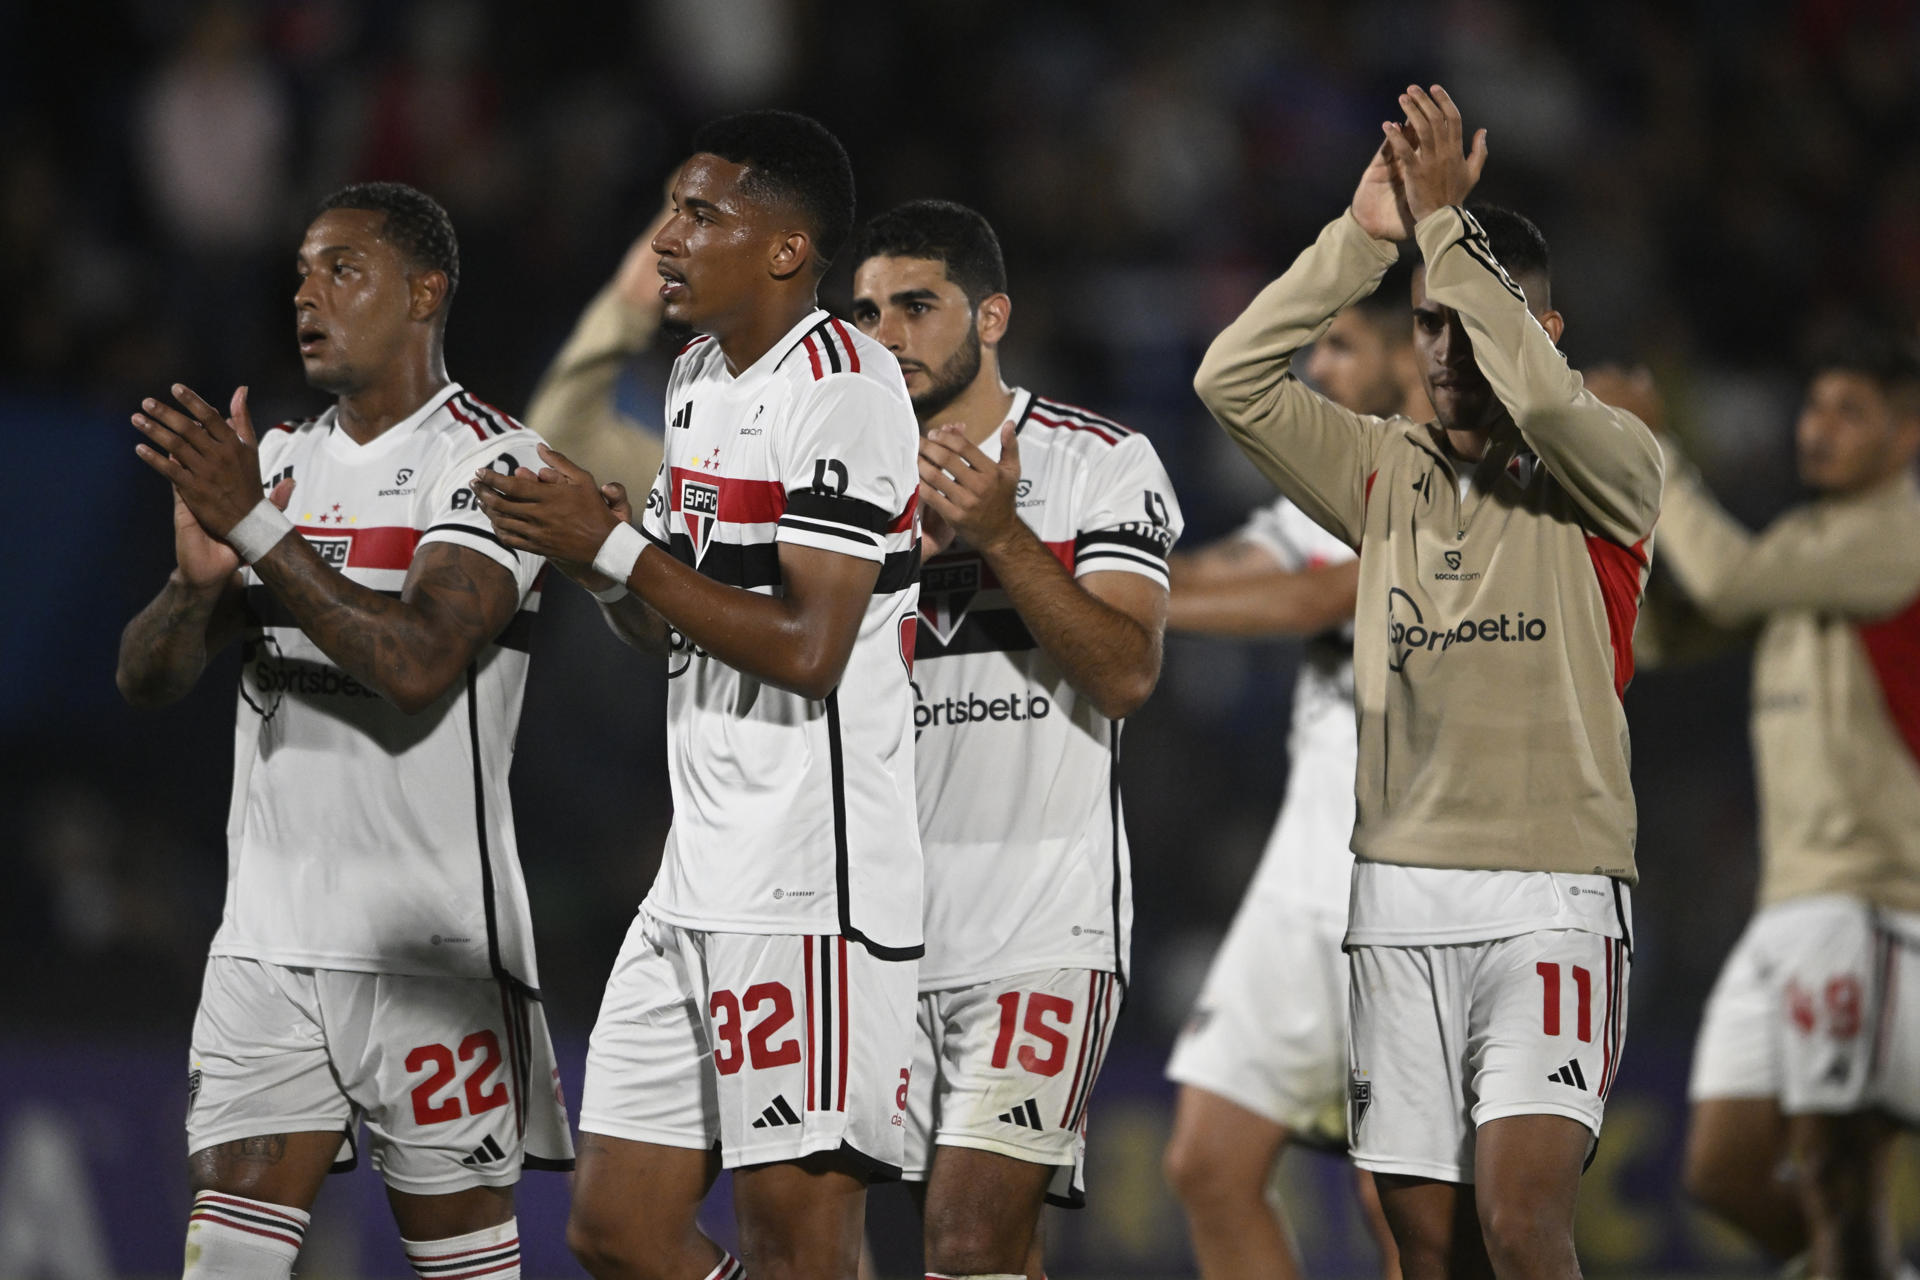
[6,0,1920,1272]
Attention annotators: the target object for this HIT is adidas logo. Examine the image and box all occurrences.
[997,1100,1045,1130]
[1546,1060,1589,1091]
[461,1135,508,1166]
[752,1095,802,1129]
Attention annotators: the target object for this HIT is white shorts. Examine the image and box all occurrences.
[187,956,574,1195]
[902,968,1123,1207]
[1690,896,1915,1118]
[1348,930,1630,1183]
[1166,899,1349,1148]
[580,906,917,1176]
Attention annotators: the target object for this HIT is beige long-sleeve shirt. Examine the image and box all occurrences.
[523,283,665,490]
[1657,454,1920,911]
[1195,207,1664,880]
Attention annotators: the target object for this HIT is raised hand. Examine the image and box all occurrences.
[917,422,1023,558]
[133,384,272,540]
[1351,138,1416,243]
[1382,84,1487,224]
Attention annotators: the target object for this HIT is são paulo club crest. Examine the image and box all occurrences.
[679,476,720,564]
[917,553,985,646]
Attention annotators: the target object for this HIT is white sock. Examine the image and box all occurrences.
[402,1218,521,1280]
[183,1190,308,1279]
[703,1252,747,1280]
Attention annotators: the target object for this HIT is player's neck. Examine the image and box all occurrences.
[335,354,450,446]
[924,368,1017,448]
[715,293,820,378]
[1442,421,1496,463]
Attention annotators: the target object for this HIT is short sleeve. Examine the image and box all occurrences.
[638,460,672,547]
[416,433,547,599]
[773,374,918,563]
[1073,434,1184,587]
[1234,496,1303,569]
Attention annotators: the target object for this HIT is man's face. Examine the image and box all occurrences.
[1412,265,1554,433]
[651,153,782,337]
[850,255,986,423]
[1796,369,1916,493]
[1304,309,1404,417]
[293,209,427,395]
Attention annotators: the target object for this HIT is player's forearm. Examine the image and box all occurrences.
[249,538,476,714]
[982,525,1162,719]
[1414,206,1663,544]
[1196,215,1393,547]
[596,590,672,654]
[626,545,854,699]
[1195,211,1397,432]
[115,572,237,707]
[1658,452,1920,621]
[1168,561,1358,637]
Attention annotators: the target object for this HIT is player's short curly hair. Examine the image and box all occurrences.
[316,182,460,311]
[851,199,1009,307]
[690,110,855,277]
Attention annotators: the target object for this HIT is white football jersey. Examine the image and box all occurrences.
[213,383,548,989]
[913,389,1183,989]
[1238,498,1360,920]
[638,310,923,960]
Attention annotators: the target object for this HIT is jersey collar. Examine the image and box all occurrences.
[734,308,832,385]
[979,387,1034,462]
[321,382,462,461]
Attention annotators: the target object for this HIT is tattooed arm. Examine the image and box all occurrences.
[248,537,522,715]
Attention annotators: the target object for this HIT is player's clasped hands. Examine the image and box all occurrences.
[470,443,622,573]
[130,384,274,540]
[1351,83,1488,242]
[917,421,1022,557]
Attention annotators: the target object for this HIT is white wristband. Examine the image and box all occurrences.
[227,499,295,564]
[591,522,645,592]
[589,580,630,604]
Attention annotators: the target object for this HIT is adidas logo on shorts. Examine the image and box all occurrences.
[997,1100,1045,1130]
[461,1135,509,1166]
[1546,1060,1589,1091]
[752,1095,802,1129]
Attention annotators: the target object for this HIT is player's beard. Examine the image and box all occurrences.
[908,319,983,421]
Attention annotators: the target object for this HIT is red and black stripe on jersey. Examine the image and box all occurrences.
[653,468,920,593]
[447,392,525,442]
[1020,395,1135,446]
[785,317,864,380]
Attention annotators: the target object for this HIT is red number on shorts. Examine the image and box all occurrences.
[404,1044,461,1125]
[743,983,802,1068]
[1827,976,1863,1039]
[1018,994,1073,1076]
[1536,963,1594,1042]
[1788,981,1818,1033]
[991,992,1021,1069]
[988,991,1074,1077]
[896,1067,912,1111]
[459,1030,508,1115]
[710,990,745,1075]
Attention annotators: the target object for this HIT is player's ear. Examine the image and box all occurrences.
[1538,309,1565,345]
[768,230,810,283]
[410,269,450,324]
[976,293,1012,347]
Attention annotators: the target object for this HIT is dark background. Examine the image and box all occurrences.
[4,0,1919,1275]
